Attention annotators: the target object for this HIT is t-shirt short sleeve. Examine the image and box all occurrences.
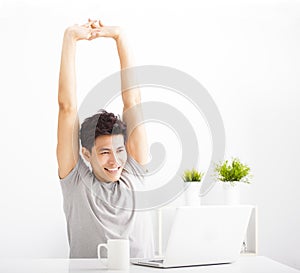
[59,156,92,194]
[124,155,147,180]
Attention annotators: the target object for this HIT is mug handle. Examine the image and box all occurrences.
[97,243,108,267]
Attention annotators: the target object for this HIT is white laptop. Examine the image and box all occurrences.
[131,205,252,268]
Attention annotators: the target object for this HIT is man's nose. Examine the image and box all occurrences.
[108,152,120,165]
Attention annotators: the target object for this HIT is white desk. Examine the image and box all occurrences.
[0,256,299,273]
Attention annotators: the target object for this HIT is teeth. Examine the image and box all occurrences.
[106,167,119,171]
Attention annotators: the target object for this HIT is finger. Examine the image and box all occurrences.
[82,19,93,28]
[88,32,99,41]
[87,19,98,28]
[86,32,92,39]
[82,20,92,28]
[88,18,97,23]
[89,30,100,38]
[91,22,98,28]
[98,20,104,27]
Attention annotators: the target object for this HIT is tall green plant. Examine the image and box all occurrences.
[214,158,252,186]
[182,168,204,182]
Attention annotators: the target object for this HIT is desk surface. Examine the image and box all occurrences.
[0,256,299,273]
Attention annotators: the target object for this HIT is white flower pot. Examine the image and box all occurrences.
[223,182,240,205]
[184,182,201,206]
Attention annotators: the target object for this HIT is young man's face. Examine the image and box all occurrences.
[84,134,127,182]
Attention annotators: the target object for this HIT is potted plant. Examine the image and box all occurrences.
[182,168,204,206]
[214,158,252,205]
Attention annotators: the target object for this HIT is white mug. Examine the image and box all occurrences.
[97,239,130,270]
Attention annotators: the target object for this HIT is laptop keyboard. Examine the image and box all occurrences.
[148,259,164,263]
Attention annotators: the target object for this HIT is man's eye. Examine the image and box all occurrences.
[100,151,109,155]
[117,149,124,153]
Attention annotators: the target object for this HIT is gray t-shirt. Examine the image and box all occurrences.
[60,154,154,258]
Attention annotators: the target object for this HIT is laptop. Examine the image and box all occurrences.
[131,205,252,268]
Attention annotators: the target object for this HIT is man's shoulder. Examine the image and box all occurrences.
[124,154,147,175]
[120,155,147,188]
[60,155,93,188]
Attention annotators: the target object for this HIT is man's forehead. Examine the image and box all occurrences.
[94,134,124,147]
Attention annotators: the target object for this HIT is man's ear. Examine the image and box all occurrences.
[82,147,91,162]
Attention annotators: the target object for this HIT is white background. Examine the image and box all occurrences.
[0,0,300,270]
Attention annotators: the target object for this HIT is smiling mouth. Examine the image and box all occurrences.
[104,167,121,174]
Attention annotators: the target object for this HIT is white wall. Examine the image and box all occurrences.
[0,0,299,270]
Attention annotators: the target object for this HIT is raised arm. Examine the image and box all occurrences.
[57,23,99,179]
[88,20,149,165]
[116,32,149,166]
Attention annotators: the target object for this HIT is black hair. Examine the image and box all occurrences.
[80,109,127,152]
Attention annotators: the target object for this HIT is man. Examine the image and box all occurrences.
[57,19,154,258]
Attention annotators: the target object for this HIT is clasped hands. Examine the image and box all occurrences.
[65,18,122,42]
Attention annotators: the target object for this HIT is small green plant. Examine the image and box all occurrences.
[182,168,204,182]
[214,158,252,186]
